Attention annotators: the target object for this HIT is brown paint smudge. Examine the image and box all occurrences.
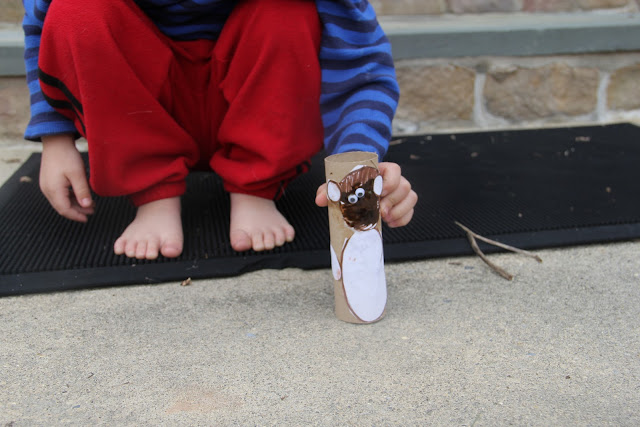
[335,166,380,231]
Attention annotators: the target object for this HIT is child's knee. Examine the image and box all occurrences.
[233,0,321,47]
[46,0,97,27]
[44,0,131,41]
[255,0,319,26]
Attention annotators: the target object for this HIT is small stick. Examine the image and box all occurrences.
[455,222,542,263]
[455,221,542,281]
[463,228,514,280]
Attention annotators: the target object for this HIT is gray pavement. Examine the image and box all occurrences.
[1,144,640,425]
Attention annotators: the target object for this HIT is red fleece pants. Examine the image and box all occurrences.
[38,0,324,206]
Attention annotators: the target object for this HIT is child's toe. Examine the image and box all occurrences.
[160,238,182,258]
[145,240,160,260]
[230,229,252,252]
[263,232,276,250]
[114,238,126,255]
[125,241,138,258]
[273,229,286,247]
[284,225,295,242]
[251,231,266,252]
[135,241,148,259]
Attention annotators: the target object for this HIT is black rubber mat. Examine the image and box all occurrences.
[2,123,640,296]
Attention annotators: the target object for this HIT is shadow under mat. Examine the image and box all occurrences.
[2,123,640,295]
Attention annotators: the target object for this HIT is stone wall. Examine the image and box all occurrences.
[0,1,23,24]
[3,0,640,142]
[393,53,640,135]
[368,0,640,134]
[7,55,640,140]
[0,77,29,142]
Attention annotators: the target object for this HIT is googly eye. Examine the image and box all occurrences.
[355,188,365,198]
[347,194,358,204]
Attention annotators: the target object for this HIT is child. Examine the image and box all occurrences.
[23,0,418,260]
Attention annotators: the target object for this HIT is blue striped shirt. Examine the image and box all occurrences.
[22,0,399,159]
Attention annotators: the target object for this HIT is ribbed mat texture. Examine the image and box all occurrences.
[2,124,640,295]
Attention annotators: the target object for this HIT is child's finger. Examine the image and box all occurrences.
[49,186,89,223]
[69,195,95,215]
[387,208,415,228]
[68,168,94,209]
[380,177,412,218]
[378,162,401,196]
[315,183,328,207]
[383,189,418,226]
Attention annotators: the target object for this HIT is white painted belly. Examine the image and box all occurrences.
[341,229,387,322]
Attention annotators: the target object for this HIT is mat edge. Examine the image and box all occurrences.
[3,223,639,297]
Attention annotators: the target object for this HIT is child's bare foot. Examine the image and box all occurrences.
[114,197,183,260]
[229,193,295,252]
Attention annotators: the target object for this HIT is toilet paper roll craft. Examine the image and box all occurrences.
[325,152,387,324]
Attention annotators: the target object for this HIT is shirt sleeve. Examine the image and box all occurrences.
[22,0,78,142]
[315,0,399,160]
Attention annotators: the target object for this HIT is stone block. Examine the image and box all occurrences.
[523,0,577,12]
[607,64,640,110]
[0,77,29,140]
[484,63,599,120]
[0,0,23,24]
[448,0,521,13]
[395,64,475,123]
[370,0,447,15]
[577,0,630,9]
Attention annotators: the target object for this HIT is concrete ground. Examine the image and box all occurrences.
[1,142,640,426]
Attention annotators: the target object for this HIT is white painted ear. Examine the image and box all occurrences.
[373,175,383,196]
[327,180,341,202]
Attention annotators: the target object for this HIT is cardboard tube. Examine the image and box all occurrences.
[325,152,387,324]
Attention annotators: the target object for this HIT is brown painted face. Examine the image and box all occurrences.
[334,166,381,231]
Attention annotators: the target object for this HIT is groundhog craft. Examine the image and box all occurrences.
[327,165,387,323]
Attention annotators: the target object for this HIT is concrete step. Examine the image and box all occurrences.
[385,12,640,59]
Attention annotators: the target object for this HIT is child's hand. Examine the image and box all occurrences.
[40,134,95,222]
[315,161,417,227]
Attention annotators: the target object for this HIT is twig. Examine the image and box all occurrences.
[455,221,542,280]
[462,226,513,280]
[455,222,542,262]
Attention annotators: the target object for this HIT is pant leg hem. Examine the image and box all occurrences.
[129,181,186,207]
